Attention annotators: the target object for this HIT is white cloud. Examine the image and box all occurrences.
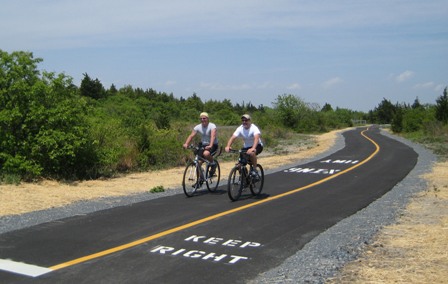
[322,77,343,89]
[199,82,251,91]
[395,70,414,83]
[414,82,435,89]
[287,83,301,90]
[198,81,275,91]
[414,82,445,93]
[434,84,445,92]
[164,80,177,86]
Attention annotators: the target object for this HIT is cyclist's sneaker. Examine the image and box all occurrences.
[193,180,204,189]
[209,162,217,177]
[251,170,260,182]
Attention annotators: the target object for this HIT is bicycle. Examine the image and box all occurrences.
[182,144,222,197]
[227,149,264,201]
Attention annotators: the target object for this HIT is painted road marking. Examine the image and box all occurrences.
[4,128,380,277]
[150,234,262,264]
[284,167,342,174]
[150,246,249,264]
[0,259,52,277]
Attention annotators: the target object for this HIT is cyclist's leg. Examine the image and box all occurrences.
[203,149,213,163]
[252,144,263,167]
[243,145,262,169]
[209,144,218,157]
[207,144,218,176]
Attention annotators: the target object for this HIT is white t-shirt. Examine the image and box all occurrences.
[193,122,218,145]
[232,124,263,148]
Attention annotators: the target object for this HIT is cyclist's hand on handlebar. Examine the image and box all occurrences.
[182,143,188,149]
[225,146,232,153]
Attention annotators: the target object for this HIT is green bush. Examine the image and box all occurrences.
[2,50,382,183]
[1,50,96,181]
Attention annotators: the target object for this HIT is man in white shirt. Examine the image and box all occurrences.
[225,114,263,177]
[183,112,218,174]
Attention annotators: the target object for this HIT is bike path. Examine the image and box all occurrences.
[0,126,418,283]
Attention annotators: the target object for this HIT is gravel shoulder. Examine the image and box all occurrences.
[251,129,439,283]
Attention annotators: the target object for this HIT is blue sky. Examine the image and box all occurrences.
[1,0,447,112]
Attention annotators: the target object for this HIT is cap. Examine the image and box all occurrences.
[199,112,209,118]
[241,114,251,120]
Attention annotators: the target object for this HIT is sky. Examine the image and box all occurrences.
[1,0,447,112]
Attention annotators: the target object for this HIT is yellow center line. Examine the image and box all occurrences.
[50,128,379,271]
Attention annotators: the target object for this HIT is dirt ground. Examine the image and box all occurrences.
[327,160,448,283]
[1,129,447,282]
[0,130,338,217]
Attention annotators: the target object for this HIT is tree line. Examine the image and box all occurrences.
[1,50,446,183]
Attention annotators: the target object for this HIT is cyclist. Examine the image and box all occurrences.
[225,114,263,179]
[183,112,218,175]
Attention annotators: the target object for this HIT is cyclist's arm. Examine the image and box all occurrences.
[206,128,217,150]
[225,135,237,152]
[183,130,197,148]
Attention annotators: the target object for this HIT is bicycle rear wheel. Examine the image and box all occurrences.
[206,160,221,192]
[182,162,200,197]
[228,166,243,201]
[250,164,264,196]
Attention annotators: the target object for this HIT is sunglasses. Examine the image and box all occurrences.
[241,119,249,122]
[200,117,208,120]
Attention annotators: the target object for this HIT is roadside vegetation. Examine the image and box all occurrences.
[1,50,447,184]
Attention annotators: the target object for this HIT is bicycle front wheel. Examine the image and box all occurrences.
[228,166,243,201]
[182,162,200,197]
[250,164,264,196]
[206,160,221,192]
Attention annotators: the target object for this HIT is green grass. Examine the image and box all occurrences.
[1,174,21,185]
[150,185,165,193]
[401,123,448,161]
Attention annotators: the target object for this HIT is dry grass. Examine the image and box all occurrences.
[327,161,448,283]
[0,130,337,217]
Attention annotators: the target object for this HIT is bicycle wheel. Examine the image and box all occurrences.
[182,162,200,197]
[228,166,244,201]
[206,160,221,192]
[250,164,264,196]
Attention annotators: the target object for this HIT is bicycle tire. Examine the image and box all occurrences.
[228,166,243,201]
[182,162,200,197]
[206,160,221,192]
[250,164,264,196]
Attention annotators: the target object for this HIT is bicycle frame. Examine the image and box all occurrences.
[193,144,221,178]
[182,144,222,197]
[227,149,264,201]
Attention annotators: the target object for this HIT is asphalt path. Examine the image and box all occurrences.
[0,126,418,283]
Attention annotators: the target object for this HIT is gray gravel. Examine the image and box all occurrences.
[251,129,437,283]
[0,129,437,284]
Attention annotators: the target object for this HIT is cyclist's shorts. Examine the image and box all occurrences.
[199,143,219,156]
[210,144,219,155]
[242,144,263,155]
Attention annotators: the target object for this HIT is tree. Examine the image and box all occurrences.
[374,98,396,124]
[80,73,106,100]
[183,93,204,113]
[321,103,333,112]
[412,97,422,109]
[435,87,448,124]
[107,84,118,96]
[0,50,95,180]
[273,94,308,129]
